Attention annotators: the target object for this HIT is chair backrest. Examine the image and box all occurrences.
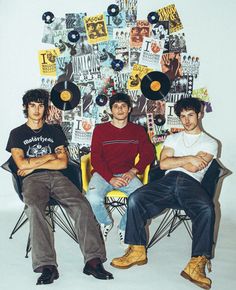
[81,153,150,192]
[201,159,225,199]
[1,157,23,201]
[1,156,83,202]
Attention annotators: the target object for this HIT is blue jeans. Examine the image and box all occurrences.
[86,172,143,231]
[125,171,215,258]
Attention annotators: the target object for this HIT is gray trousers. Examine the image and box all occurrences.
[22,170,106,273]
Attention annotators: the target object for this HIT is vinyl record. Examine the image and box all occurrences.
[141,71,171,100]
[154,114,166,126]
[111,59,124,71]
[147,11,159,24]
[107,4,119,16]
[50,81,81,111]
[42,11,55,24]
[68,30,80,42]
[96,94,108,106]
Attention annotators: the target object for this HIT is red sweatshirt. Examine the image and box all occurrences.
[91,122,155,182]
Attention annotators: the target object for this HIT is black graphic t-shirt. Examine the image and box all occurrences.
[6,123,67,173]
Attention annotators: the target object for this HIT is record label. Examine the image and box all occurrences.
[141,71,171,100]
[42,11,55,24]
[50,81,81,111]
[150,81,161,92]
[107,4,119,16]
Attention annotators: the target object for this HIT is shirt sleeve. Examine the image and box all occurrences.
[134,126,155,174]
[6,129,22,152]
[202,137,218,158]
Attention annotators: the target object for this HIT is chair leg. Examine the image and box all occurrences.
[9,209,28,239]
[50,204,78,243]
[25,233,31,258]
[147,209,192,249]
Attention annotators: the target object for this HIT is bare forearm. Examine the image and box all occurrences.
[36,158,68,170]
[160,156,192,170]
[17,154,56,170]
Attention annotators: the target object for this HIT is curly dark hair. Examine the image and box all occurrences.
[22,89,49,119]
[109,92,132,110]
[174,97,202,117]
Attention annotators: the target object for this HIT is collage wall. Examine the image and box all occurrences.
[38,0,212,161]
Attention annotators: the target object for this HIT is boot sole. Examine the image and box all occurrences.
[180,271,211,289]
[110,258,148,269]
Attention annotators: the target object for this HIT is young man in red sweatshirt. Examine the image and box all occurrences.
[86,93,155,244]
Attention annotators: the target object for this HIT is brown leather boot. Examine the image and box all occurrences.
[110,245,147,269]
[181,256,212,289]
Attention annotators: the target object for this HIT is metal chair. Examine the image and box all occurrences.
[147,158,227,249]
[1,156,82,257]
[81,153,150,217]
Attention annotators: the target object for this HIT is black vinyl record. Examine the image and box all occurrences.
[42,11,55,24]
[68,30,80,42]
[111,59,124,71]
[107,4,119,16]
[96,94,108,106]
[154,114,166,126]
[147,11,159,24]
[141,71,171,100]
[50,81,81,111]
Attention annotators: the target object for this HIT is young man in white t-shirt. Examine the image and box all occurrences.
[111,97,218,289]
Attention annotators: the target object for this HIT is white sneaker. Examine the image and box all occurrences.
[100,223,113,241]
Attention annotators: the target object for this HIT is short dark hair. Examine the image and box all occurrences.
[109,93,132,110]
[22,89,49,119]
[174,97,202,117]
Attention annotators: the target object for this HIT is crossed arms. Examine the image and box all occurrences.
[11,145,68,177]
[160,146,214,173]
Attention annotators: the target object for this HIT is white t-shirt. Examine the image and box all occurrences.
[163,131,218,182]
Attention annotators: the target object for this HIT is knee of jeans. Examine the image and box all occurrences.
[85,192,104,207]
[202,202,215,219]
[127,191,142,209]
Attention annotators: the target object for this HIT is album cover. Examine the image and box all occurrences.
[84,13,109,44]
[158,4,183,33]
[38,48,60,77]
[139,37,163,70]
[65,13,87,32]
[127,63,153,90]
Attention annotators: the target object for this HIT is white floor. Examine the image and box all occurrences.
[0,199,235,290]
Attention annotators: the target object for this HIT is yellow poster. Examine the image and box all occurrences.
[38,48,60,76]
[127,64,153,90]
[84,13,109,44]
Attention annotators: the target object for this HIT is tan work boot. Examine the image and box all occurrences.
[110,245,147,269]
[181,256,212,289]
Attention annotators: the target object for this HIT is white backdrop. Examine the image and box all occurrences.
[0,0,235,218]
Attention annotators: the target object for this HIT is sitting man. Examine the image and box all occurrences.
[86,93,155,243]
[6,89,113,285]
[111,97,218,290]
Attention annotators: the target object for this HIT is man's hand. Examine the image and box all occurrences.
[109,176,128,188]
[17,168,35,177]
[189,155,208,171]
[122,168,138,183]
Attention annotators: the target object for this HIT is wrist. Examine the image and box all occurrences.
[130,167,138,175]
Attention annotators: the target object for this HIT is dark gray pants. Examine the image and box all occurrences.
[22,170,106,272]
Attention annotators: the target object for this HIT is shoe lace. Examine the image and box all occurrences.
[123,246,133,257]
[206,259,212,273]
[194,256,212,274]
